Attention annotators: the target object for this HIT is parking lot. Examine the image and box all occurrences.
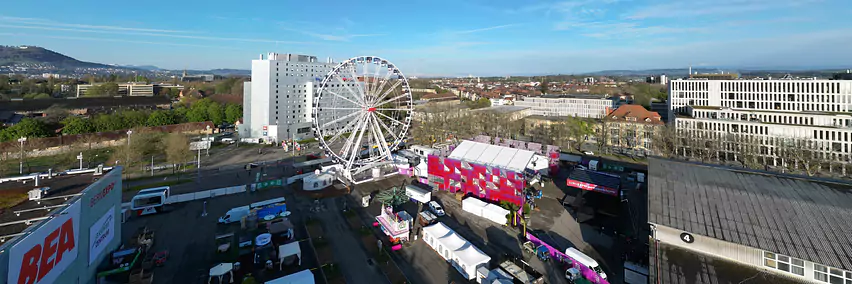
[120,186,324,284]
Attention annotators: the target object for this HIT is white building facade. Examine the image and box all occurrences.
[242,53,358,143]
[669,79,852,169]
[514,95,618,118]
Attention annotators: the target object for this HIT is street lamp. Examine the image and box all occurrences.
[206,125,211,156]
[17,137,26,174]
[126,130,132,178]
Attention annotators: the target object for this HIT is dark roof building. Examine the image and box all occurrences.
[648,157,852,284]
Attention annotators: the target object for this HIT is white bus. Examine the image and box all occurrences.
[131,186,171,216]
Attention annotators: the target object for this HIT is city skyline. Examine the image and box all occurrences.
[2,0,851,76]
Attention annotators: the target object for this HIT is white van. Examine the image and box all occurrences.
[564,248,607,279]
[219,205,251,224]
[219,197,286,224]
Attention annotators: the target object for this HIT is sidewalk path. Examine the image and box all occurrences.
[316,198,389,284]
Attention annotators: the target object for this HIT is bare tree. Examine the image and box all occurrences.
[651,125,678,158]
[163,133,192,172]
[774,137,822,176]
[595,118,611,155]
[566,117,594,152]
[733,134,762,170]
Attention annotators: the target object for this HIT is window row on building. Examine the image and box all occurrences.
[676,118,852,163]
[763,251,852,284]
[691,109,852,128]
[720,80,847,94]
[515,97,616,118]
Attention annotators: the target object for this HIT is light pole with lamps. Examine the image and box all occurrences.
[125,130,132,181]
[17,137,27,174]
[206,125,211,156]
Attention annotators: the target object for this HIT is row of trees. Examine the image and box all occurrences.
[0,74,71,99]
[59,98,242,136]
[650,125,850,177]
[0,98,242,142]
[412,104,850,179]
[411,105,593,151]
[82,82,121,97]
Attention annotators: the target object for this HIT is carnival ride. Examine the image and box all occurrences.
[312,56,414,183]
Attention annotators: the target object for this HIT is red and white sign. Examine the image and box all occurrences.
[88,181,116,208]
[9,201,81,284]
[567,179,618,196]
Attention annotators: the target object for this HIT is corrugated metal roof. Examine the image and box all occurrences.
[649,157,852,271]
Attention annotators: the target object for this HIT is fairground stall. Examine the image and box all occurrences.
[422,222,491,280]
[375,206,412,247]
[427,141,536,206]
[563,168,623,222]
[566,169,621,197]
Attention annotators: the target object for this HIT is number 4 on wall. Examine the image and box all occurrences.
[680,232,695,243]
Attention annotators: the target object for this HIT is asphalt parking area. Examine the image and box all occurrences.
[120,187,323,284]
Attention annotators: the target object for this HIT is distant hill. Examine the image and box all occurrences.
[581,68,719,77]
[207,69,250,76]
[120,64,162,71]
[581,67,847,77]
[0,45,113,69]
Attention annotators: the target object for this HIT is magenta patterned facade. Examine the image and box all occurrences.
[426,154,525,206]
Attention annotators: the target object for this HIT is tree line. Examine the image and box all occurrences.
[412,104,851,179]
[0,98,242,142]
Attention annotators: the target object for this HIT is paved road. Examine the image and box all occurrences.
[122,161,296,202]
[313,197,390,284]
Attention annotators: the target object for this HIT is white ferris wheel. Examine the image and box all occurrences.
[312,56,414,178]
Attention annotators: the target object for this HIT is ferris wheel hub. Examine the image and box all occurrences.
[367,107,376,112]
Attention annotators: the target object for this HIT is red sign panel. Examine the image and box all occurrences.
[9,201,80,284]
[567,179,618,196]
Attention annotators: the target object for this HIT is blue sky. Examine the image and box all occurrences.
[1,0,851,76]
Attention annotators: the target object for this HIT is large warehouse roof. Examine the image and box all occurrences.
[648,158,852,271]
[448,140,535,173]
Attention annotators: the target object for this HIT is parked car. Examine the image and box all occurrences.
[428,201,445,216]
[583,151,595,156]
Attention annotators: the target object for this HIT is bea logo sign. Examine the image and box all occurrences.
[9,202,80,284]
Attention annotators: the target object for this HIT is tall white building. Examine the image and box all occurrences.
[242,53,357,142]
[670,78,852,167]
[514,94,620,118]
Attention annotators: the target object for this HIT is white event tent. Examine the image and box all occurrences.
[422,222,492,280]
[265,269,315,284]
[480,203,510,225]
[448,140,535,174]
[278,241,302,269]
[462,197,488,217]
[463,197,509,225]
